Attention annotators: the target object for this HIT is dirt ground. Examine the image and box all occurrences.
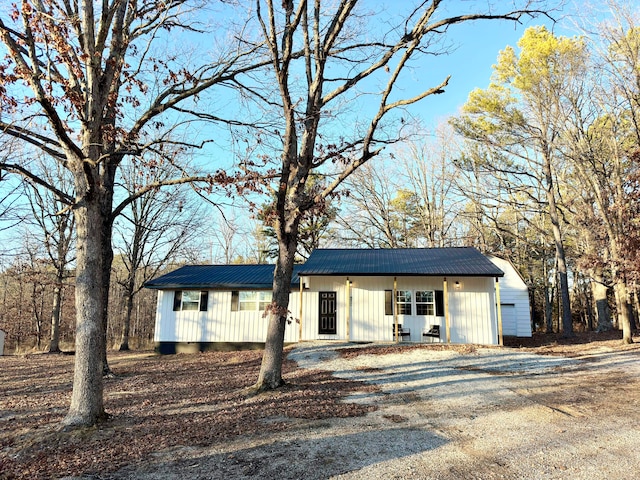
[1,331,639,479]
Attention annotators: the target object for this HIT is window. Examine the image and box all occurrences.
[396,290,412,315]
[173,291,208,312]
[233,291,273,311]
[416,290,435,315]
[239,291,257,311]
[258,291,272,311]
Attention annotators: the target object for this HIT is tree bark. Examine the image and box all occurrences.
[254,234,297,390]
[591,271,612,332]
[543,151,573,337]
[48,284,62,353]
[614,279,633,344]
[62,198,106,427]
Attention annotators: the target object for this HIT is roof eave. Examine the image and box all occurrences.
[297,272,504,277]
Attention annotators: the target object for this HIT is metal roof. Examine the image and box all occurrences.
[145,264,301,290]
[298,248,504,277]
[145,248,503,290]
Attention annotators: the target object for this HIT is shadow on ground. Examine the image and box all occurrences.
[109,426,447,480]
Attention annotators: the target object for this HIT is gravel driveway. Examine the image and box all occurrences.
[114,341,640,480]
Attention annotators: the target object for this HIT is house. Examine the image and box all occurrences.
[487,255,533,338]
[146,247,513,352]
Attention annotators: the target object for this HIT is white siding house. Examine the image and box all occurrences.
[487,255,532,337]
[146,248,521,352]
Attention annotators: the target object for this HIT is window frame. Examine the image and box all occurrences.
[395,290,412,315]
[232,290,273,312]
[415,290,435,316]
[172,290,208,312]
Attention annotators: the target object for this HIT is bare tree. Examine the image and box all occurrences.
[113,159,205,351]
[400,125,464,248]
[22,161,75,353]
[239,0,552,391]
[334,163,408,248]
[0,1,265,427]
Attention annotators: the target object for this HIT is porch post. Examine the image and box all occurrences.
[299,278,304,342]
[346,278,351,342]
[444,277,451,343]
[495,277,504,346]
[393,276,398,343]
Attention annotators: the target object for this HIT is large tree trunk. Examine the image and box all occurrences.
[62,199,106,428]
[591,271,612,332]
[254,235,297,391]
[47,283,62,353]
[614,279,633,344]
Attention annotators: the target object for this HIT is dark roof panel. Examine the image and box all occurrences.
[146,248,503,290]
[145,264,301,290]
[298,248,504,277]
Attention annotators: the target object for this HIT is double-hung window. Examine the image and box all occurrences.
[233,291,273,311]
[396,290,412,315]
[173,291,208,311]
[415,290,435,315]
[239,291,258,311]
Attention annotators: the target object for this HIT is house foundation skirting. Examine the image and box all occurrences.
[154,341,298,354]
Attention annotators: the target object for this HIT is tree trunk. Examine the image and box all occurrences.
[543,152,573,337]
[119,281,134,351]
[591,275,612,332]
[48,284,62,353]
[62,199,106,428]
[544,285,554,333]
[614,279,633,344]
[633,284,640,330]
[100,177,116,374]
[254,236,297,391]
[584,280,594,331]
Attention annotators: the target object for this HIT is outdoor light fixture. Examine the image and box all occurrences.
[454,281,461,290]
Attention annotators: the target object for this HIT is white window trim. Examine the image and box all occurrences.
[238,290,273,311]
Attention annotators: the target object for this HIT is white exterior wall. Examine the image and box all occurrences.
[488,256,532,337]
[447,277,498,344]
[154,290,301,344]
[301,275,499,345]
[154,275,501,346]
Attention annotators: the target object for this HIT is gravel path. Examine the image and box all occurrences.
[112,342,640,480]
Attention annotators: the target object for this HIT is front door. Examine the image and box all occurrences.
[319,291,337,334]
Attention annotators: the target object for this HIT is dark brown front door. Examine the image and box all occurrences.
[319,291,337,334]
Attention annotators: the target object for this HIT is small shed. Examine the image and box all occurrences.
[487,255,532,337]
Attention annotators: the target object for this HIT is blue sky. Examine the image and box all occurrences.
[0,0,625,263]
[387,3,576,126]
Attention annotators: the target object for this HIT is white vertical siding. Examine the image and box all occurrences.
[448,277,497,345]
[299,276,498,345]
[488,256,532,337]
[155,274,502,346]
[154,289,302,344]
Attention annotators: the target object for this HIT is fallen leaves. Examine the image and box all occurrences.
[0,349,375,480]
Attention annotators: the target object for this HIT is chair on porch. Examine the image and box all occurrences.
[392,324,411,341]
[422,325,441,342]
